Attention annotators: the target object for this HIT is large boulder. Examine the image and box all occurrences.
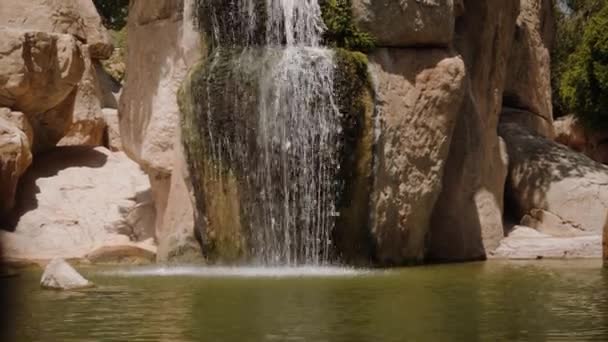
[368,49,465,264]
[428,0,520,261]
[119,0,202,261]
[352,0,455,47]
[0,147,156,262]
[493,226,602,259]
[0,0,113,59]
[0,28,85,117]
[554,114,587,152]
[40,258,93,290]
[500,122,608,237]
[0,108,33,218]
[554,114,608,165]
[503,0,555,138]
[58,48,106,147]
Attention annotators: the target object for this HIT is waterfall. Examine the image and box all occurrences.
[196,0,342,265]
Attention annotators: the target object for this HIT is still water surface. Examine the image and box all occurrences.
[3,260,608,341]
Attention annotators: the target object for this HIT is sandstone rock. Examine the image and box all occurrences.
[504,0,555,138]
[0,28,85,115]
[554,114,587,152]
[554,114,608,165]
[157,132,199,262]
[501,122,608,237]
[96,63,121,109]
[368,49,465,264]
[0,109,33,218]
[502,107,554,139]
[428,0,520,261]
[586,131,608,165]
[103,108,122,151]
[85,243,156,264]
[120,0,202,260]
[0,0,113,59]
[604,220,608,262]
[0,147,155,261]
[58,47,106,147]
[352,0,454,47]
[492,226,602,259]
[41,258,93,290]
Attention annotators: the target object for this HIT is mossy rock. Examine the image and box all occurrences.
[179,44,375,265]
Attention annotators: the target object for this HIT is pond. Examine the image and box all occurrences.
[2,260,607,341]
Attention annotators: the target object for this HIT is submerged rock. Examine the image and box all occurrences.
[40,258,94,290]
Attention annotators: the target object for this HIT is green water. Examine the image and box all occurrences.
[3,261,608,341]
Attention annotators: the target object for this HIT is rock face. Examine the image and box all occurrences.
[503,0,554,138]
[119,0,202,261]
[0,29,85,150]
[0,147,155,261]
[555,114,608,165]
[493,226,602,259]
[368,49,466,264]
[0,109,33,217]
[58,48,107,147]
[604,220,608,263]
[500,122,608,238]
[0,0,119,153]
[40,258,93,290]
[0,0,113,59]
[427,0,520,261]
[352,0,454,47]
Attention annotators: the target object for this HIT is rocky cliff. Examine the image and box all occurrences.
[0,0,606,265]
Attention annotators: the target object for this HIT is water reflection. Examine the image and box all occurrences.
[3,261,607,341]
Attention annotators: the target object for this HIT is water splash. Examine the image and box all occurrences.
[99,266,372,278]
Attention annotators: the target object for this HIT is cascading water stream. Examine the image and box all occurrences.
[199,0,342,265]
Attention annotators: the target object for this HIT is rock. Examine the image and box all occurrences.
[491,226,602,259]
[58,47,106,147]
[501,122,608,236]
[0,28,85,115]
[103,108,122,151]
[40,258,94,290]
[604,221,608,262]
[554,114,587,152]
[585,131,608,165]
[554,114,608,165]
[96,64,121,109]
[157,131,200,262]
[0,147,155,261]
[368,49,466,264]
[502,107,554,139]
[428,0,520,261]
[352,0,455,47]
[85,243,156,264]
[119,0,202,260]
[503,0,555,138]
[0,109,33,218]
[0,0,113,59]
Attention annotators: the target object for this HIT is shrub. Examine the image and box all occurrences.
[560,4,608,130]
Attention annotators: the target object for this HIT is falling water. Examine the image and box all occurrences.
[198,0,342,265]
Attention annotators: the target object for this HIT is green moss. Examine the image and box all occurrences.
[320,0,375,52]
[332,49,375,265]
[179,57,250,263]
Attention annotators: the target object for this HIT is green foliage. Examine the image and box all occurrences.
[320,0,375,52]
[93,0,129,30]
[552,0,605,116]
[560,4,608,130]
